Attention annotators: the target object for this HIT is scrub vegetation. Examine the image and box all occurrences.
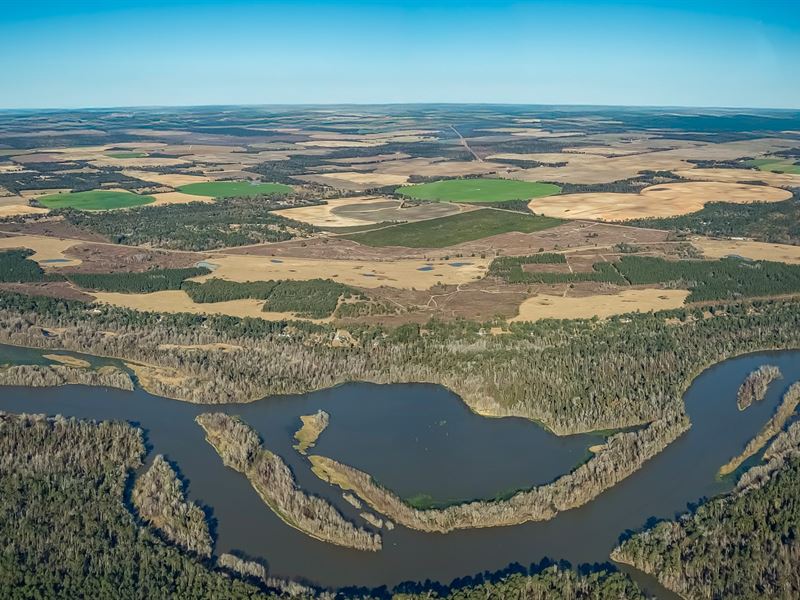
[132,455,212,557]
[736,365,782,411]
[196,412,381,551]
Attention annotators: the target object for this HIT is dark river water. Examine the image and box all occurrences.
[1,344,799,598]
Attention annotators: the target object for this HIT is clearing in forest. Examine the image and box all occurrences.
[37,190,155,211]
[396,178,561,203]
[344,208,563,248]
[177,181,293,198]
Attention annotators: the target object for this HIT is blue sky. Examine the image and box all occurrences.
[1,0,798,109]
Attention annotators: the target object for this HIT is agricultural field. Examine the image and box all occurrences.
[36,190,155,210]
[177,180,293,198]
[344,208,563,248]
[0,104,798,326]
[747,157,800,175]
[396,178,561,203]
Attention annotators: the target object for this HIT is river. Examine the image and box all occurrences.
[1,344,798,598]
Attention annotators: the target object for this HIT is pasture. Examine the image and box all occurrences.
[177,181,292,198]
[36,190,155,211]
[397,178,561,203]
[748,158,800,175]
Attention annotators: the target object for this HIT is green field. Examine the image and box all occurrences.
[396,178,561,203]
[747,158,800,175]
[344,208,563,248]
[106,152,148,159]
[177,181,293,198]
[37,190,155,211]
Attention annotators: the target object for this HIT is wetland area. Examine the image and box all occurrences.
[1,343,798,597]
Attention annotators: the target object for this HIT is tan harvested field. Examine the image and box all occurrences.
[481,127,582,138]
[675,167,800,187]
[0,234,81,266]
[273,197,462,227]
[90,156,190,169]
[121,170,212,188]
[693,237,800,264]
[328,153,411,165]
[530,181,793,221]
[20,188,71,198]
[92,290,324,321]
[373,157,507,178]
[511,288,690,322]
[0,203,49,217]
[500,138,800,184]
[195,254,490,290]
[294,173,409,190]
[300,140,385,148]
[150,191,215,205]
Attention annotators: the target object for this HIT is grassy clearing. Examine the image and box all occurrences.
[177,181,292,198]
[747,158,800,175]
[396,178,561,203]
[38,190,155,210]
[344,208,563,248]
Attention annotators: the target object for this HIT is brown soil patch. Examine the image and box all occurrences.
[0,281,94,302]
[0,219,109,242]
[511,288,690,322]
[531,182,792,221]
[274,197,461,228]
[61,243,199,273]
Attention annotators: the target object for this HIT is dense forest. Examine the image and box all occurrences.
[69,267,210,293]
[0,363,134,390]
[613,421,800,599]
[184,278,363,318]
[3,290,800,436]
[624,192,800,245]
[0,249,57,283]
[52,197,319,250]
[489,252,800,303]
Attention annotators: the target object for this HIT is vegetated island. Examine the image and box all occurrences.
[309,411,688,533]
[0,363,133,391]
[613,420,800,599]
[293,410,329,454]
[736,365,782,411]
[132,454,212,557]
[719,380,800,477]
[195,412,381,551]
